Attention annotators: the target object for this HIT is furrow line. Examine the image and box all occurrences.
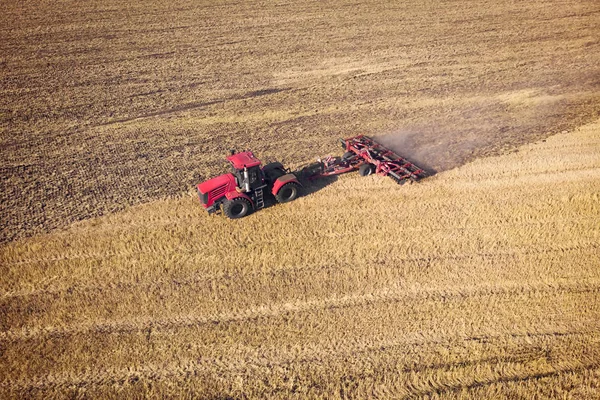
[2,329,597,394]
[412,361,600,399]
[2,280,599,342]
[3,242,598,300]
[3,215,598,268]
[457,165,600,183]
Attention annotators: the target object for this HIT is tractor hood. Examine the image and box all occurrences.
[197,173,236,194]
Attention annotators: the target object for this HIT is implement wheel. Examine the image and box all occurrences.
[275,182,299,203]
[223,198,251,219]
[359,163,374,177]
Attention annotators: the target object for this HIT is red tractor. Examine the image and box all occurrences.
[196,150,301,219]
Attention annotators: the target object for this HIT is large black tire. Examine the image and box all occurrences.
[263,162,286,183]
[223,197,252,219]
[358,163,374,177]
[275,182,299,203]
[263,162,285,173]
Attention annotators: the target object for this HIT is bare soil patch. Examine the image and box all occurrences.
[1,0,599,242]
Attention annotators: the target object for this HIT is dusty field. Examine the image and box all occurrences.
[1,0,600,242]
[2,118,600,397]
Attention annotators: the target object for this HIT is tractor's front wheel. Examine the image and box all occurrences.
[275,182,299,203]
[359,163,374,176]
[223,198,252,219]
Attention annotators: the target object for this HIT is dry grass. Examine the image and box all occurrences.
[2,0,600,242]
[1,119,600,398]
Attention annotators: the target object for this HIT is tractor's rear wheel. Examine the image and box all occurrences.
[359,163,374,176]
[275,183,299,203]
[263,162,286,182]
[223,198,252,219]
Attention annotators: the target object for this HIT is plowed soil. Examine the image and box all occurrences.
[1,0,599,242]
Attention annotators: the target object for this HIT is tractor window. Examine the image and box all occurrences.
[234,170,242,187]
[247,166,264,189]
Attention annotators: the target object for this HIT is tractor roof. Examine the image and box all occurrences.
[227,151,261,169]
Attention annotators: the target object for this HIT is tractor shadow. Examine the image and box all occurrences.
[260,175,339,210]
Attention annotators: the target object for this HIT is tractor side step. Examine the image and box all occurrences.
[254,187,265,209]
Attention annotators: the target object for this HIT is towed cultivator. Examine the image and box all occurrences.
[302,135,426,184]
[196,135,426,218]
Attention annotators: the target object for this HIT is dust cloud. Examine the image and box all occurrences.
[375,128,441,175]
[374,92,569,175]
[374,123,489,175]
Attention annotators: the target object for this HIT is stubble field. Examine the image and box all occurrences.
[2,0,600,398]
[2,117,600,398]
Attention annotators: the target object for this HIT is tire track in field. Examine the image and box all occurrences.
[457,165,600,183]
[3,215,596,268]
[94,87,294,126]
[2,241,598,302]
[2,280,599,343]
[242,330,599,380]
[413,362,600,399]
[265,335,600,398]
[4,290,597,388]
[449,169,600,192]
[2,328,598,395]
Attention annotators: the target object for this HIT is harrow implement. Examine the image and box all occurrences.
[301,135,427,184]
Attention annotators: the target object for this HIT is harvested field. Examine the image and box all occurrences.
[1,0,600,242]
[2,118,600,398]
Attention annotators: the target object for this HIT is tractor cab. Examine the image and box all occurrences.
[227,151,265,192]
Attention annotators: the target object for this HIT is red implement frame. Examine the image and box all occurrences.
[303,135,426,184]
